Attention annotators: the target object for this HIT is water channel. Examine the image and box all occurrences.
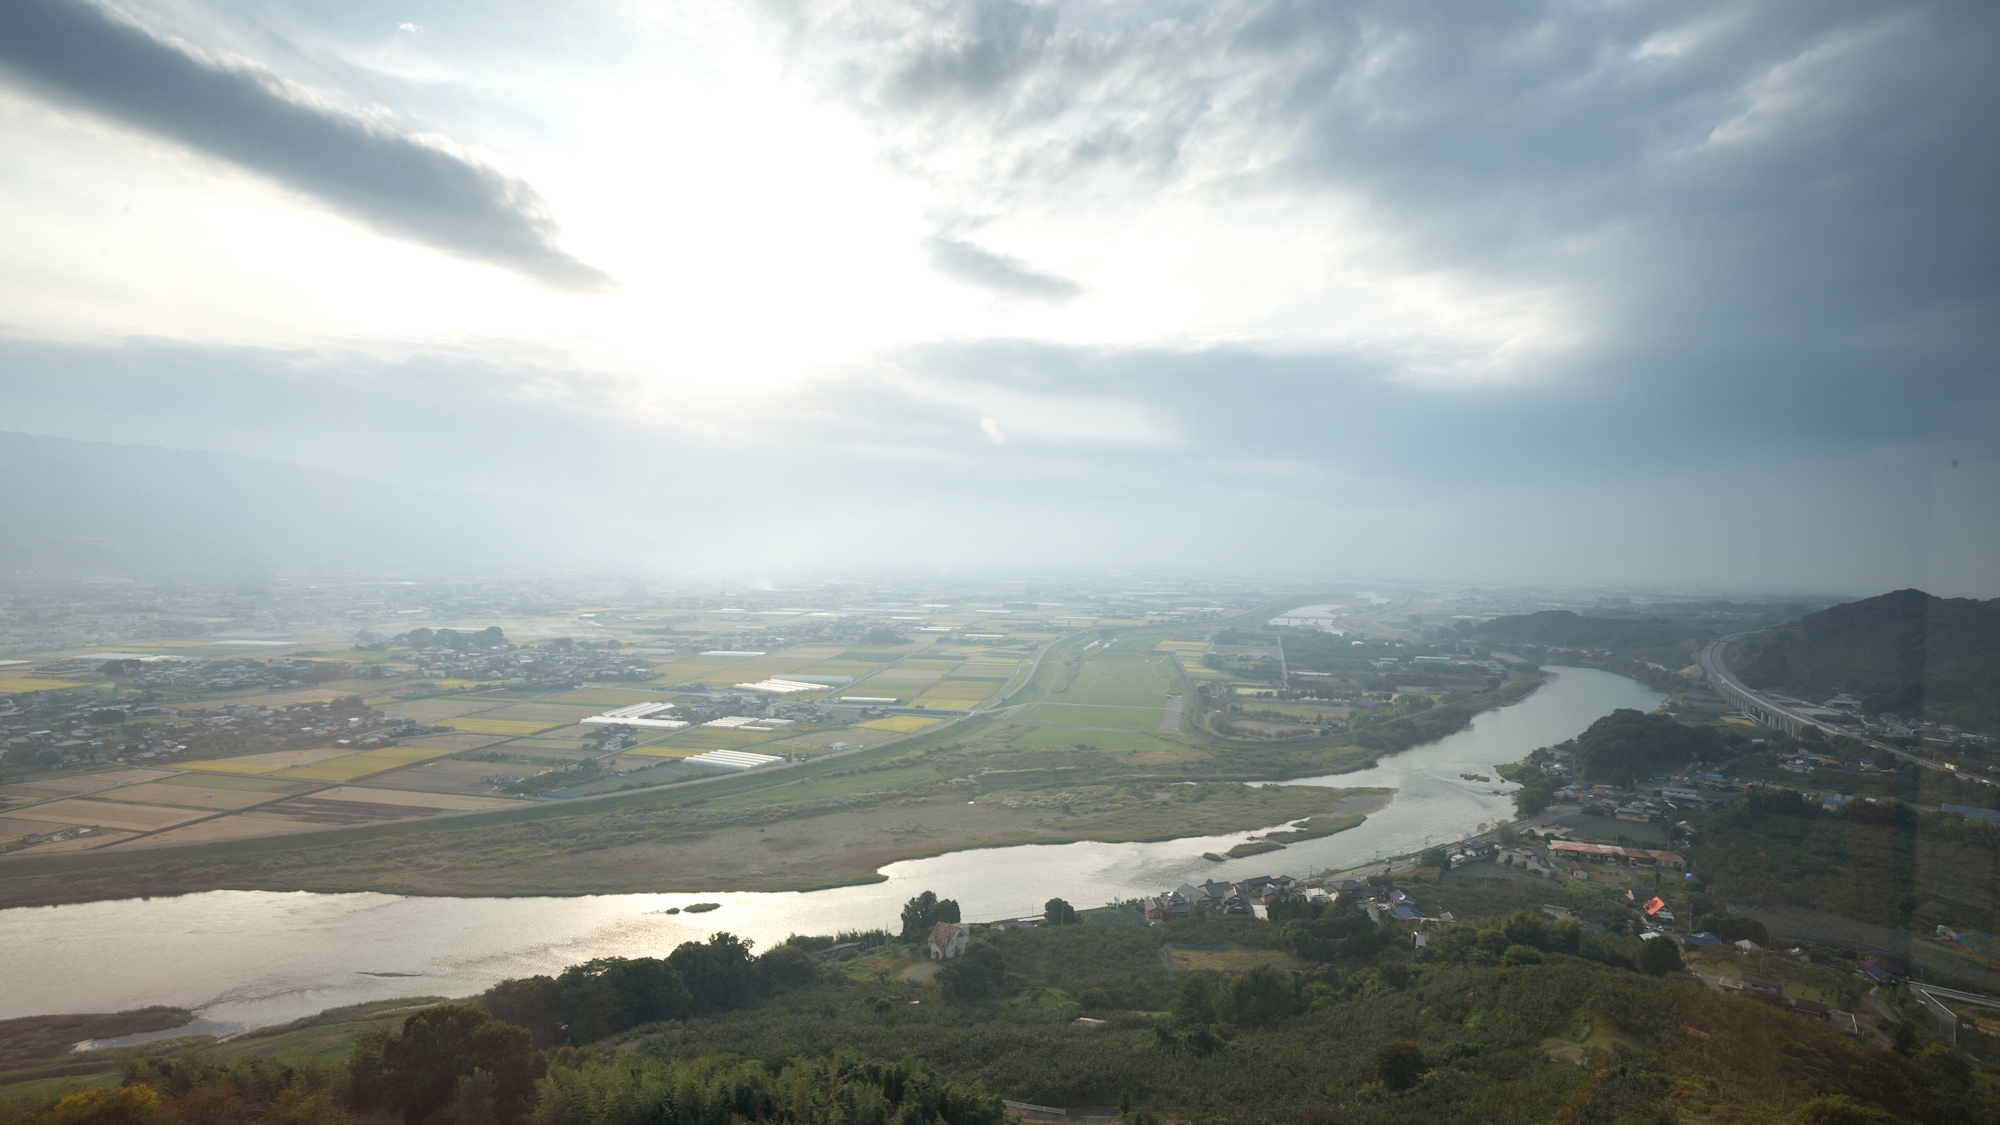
[0,666,1659,1032]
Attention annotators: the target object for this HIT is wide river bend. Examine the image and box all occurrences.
[0,666,1658,1032]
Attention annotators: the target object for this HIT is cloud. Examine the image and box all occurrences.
[2,332,1993,593]
[924,233,1082,302]
[0,0,612,292]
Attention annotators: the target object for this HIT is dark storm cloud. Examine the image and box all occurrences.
[924,233,1081,302]
[0,0,613,291]
[786,0,2000,398]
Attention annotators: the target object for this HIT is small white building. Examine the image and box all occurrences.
[927,921,970,961]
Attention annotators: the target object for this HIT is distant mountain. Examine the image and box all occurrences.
[0,431,521,576]
[1729,589,2000,731]
[1471,610,1702,652]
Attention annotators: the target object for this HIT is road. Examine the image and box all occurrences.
[1320,804,1576,884]
[1701,636,1991,785]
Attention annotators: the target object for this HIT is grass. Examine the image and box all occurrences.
[857,716,944,733]
[700,764,947,812]
[1056,649,1183,708]
[1005,728,1182,753]
[1020,702,1167,730]
[1262,813,1368,842]
[0,1007,193,1085]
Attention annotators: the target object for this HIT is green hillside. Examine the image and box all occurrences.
[1472,611,1702,653]
[1728,589,2000,731]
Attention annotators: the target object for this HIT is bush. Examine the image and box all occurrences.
[44,1085,162,1125]
[1638,937,1684,977]
[937,945,1005,1003]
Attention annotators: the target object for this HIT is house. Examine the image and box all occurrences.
[1642,897,1676,925]
[1741,972,1783,995]
[1735,939,1762,953]
[1141,897,1167,922]
[927,922,970,961]
[1790,998,1831,1023]
[1391,903,1423,922]
[1389,888,1416,907]
[1862,954,1907,978]
[1412,931,1428,949]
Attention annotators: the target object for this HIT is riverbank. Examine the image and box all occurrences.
[0,775,1386,908]
[0,664,1545,910]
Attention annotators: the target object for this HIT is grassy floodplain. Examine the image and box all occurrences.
[0,611,1543,907]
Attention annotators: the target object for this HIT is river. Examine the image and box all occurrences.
[0,666,1658,1033]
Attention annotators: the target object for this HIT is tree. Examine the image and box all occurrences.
[1044,898,1078,925]
[901,891,961,940]
[937,944,1005,1003]
[1638,936,1684,976]
[373,1005,542,1125]
[1376,1040,1425,1092]
[1419,847,1449,872]
[1219,965,1297,1028]
[1170,975,1215,1026]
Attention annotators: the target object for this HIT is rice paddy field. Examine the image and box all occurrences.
[855,715,943,733]
[430,717,565,735]
[0,679,93,693]
[271,745,459,782]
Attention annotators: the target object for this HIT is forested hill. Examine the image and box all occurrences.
[1471,611,1702,653]
[1729,589,2000,731]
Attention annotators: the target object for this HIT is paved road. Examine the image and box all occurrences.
[1159,694,1184,733]
[1318,805,1576,884]
[1701,636,1991,786]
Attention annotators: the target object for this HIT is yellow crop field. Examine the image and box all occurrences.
[856,715,943,733]
[622,744,697,758]
[0,678,94,694]
[272,746,456,782]
[432,717,562,735]
[1154,641,1209,655]
[177,758,286,776]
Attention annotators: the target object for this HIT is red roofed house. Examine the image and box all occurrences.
[1643,897,1677,925]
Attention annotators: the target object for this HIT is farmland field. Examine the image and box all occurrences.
[622,743,698,758]
[376,699,507,721]
[912,689,990,709]
[0,679,93,693]
[547,688,667,706]
[95,779,305,812]
[940,663,1016,680]
[473,703,599,723]
[269,745,457,782]
[430,717,563,735]
[856,715,943,733]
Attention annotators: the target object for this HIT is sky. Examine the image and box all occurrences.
[0,0,1994,594]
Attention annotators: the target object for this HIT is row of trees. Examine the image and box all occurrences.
[478,934,816,1047]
